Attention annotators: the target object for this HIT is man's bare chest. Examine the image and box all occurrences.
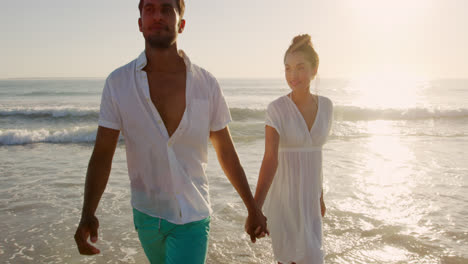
[147,74,187,136]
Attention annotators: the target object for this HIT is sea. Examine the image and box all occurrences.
[0,77,467,264]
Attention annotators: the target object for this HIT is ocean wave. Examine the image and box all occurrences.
[328,133,468,140]
[230,106,468,121]
[1,124,465,146]
[0,124,264,146]
[334,106,468,121]
[0,127,102,145]
[230,108,265,121]
[0,107,266,121]
[1,105,468,123]
[0,107,99,119]
[21,91,99,96]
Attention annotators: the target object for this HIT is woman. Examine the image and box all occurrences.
[254,34,333,264]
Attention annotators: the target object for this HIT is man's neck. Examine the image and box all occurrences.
[144,43,185,73]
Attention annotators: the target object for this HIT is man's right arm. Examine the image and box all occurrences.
[74,126,120,255]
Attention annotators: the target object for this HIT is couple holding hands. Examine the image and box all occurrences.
[74,0,333,263]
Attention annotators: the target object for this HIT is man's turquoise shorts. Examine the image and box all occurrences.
[133,208,210,264]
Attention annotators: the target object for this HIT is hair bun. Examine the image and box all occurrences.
[291,34,312,51]
[284,33,319,72]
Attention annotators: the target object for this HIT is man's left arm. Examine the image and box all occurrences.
[210,127,268,243]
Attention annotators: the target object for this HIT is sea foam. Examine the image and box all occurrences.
[0,127,100,145]
[2,106,467,122]
[0,106,98,119]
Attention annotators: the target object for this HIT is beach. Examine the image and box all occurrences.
[1,78,467,263]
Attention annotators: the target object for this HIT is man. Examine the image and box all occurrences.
[74,0,268,263]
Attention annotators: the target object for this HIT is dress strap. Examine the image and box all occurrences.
[279,147,322,152]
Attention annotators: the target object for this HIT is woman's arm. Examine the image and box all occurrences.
[210,126,268,243]
[254,125,280,209]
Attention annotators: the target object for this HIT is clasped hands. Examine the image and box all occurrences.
[244,208,269,243]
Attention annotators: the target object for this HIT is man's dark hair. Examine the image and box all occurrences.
[139,0,185,18]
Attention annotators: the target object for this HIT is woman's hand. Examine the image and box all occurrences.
[244,208,269,243]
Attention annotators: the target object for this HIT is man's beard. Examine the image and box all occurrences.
[146,32,176,49]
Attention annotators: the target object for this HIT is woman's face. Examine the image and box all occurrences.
[284,51,316,92]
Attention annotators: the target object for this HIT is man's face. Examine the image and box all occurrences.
[138,0,185,49]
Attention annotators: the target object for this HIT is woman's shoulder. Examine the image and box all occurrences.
[318,95,333,110]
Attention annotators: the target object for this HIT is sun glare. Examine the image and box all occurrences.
[346,72,425,109]
[359,131,417,224]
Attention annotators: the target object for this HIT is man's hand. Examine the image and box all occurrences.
[244,209,269,243]
[74,215,101,255]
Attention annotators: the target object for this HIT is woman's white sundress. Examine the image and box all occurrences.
[263,94,333,264]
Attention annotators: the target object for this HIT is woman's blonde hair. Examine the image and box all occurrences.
[284,34,319,74]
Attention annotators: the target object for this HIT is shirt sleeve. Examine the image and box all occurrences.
[265,102,281,135]
[209,78,232,131]
[98,78,121,130]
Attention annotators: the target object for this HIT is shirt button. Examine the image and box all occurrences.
[157,120,162,124]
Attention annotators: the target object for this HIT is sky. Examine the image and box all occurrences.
[1,0,467,79]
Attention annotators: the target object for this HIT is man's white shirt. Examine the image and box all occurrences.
[98,50,231,224]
